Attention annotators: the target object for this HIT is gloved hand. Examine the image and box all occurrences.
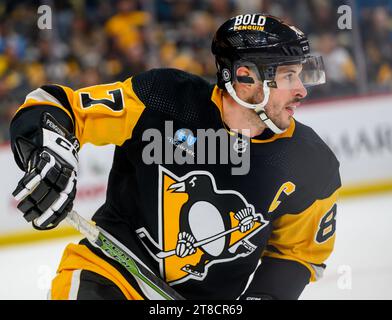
[12,112,79,230]
[176,232,196,257]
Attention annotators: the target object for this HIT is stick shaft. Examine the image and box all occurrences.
[157,217,259,259]
[157,226,240,259]
[65,210,184,300]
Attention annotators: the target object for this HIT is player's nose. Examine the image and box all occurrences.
[293,80,307,99]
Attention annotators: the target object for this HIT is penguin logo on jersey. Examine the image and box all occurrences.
[136,166,269,285]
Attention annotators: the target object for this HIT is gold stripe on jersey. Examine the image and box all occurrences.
[210,85,295,142]
[251,118,295,143]
[262,188,340,281]
[51,243,143,300]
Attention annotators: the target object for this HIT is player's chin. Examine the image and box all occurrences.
[276,115,292,131]
[284,108,295,121]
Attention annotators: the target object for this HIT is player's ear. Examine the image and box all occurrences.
[236,66,250,80]
[236,66,256,90]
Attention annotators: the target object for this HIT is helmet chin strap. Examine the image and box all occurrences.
[224,81,285,134]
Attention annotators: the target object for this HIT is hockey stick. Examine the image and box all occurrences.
[64,210,185,300]
[156,216,261,259]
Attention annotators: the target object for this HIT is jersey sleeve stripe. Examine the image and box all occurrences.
[24,88,63,108]
[40,85,76,125]
[19,86,75,128]
[67,269,82,300]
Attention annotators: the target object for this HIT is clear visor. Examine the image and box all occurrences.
[234,55,326,90]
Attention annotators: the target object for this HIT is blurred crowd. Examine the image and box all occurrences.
[0,0,391,142]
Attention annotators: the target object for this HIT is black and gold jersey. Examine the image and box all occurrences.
[10,68,341,299]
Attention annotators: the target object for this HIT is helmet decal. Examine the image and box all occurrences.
[222,69,231,82]
[233,14,266,31]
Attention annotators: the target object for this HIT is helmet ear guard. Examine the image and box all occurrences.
[215,58,233,89]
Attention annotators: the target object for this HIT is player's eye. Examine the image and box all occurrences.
[284,73,294,81]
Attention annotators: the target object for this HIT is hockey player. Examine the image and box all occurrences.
[10,14,340,300]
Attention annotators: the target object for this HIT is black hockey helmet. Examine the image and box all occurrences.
[211,13,325,89]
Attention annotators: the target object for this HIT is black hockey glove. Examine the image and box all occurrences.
[12,112,79,230]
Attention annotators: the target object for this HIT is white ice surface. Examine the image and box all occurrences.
[0,192,391,300]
